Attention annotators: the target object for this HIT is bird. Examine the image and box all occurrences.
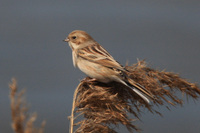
[63,30,154,103]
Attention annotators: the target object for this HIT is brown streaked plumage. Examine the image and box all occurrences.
[64,30,155,103]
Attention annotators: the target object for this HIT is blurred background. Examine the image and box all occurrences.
[1,0,200,133]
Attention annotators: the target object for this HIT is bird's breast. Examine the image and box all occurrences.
[76,58,113,83]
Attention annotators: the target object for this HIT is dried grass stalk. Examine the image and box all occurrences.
[69,60,200,133]
[9,78,46,133]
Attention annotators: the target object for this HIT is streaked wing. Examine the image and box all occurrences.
[78,43,155,102]
[78,43,124,71]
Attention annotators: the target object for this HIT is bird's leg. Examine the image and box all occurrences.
[81,77,97,82]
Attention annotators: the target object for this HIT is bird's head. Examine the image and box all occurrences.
[64,30,95,50]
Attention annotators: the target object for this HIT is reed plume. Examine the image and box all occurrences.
[69,60,200,133]
[9,78,46,133]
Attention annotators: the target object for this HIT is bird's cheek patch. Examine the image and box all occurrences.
[78,38,86,45]
[77,41,81,45]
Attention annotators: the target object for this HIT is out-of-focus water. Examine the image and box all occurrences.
[1,1,200,133]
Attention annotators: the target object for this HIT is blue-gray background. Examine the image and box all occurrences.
[1,0,200,133]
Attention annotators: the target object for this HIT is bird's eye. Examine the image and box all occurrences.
[72,36,77,39]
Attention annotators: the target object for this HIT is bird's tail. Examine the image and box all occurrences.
[131,87,151,103]
[119,78,154,103]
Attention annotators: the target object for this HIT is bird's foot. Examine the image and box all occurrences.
[81,77,97,83]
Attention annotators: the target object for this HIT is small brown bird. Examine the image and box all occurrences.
[64,30,154,103]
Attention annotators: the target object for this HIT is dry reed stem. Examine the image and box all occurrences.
[9,78,46,133]
[70,82,83,133]
[69,60,200,133]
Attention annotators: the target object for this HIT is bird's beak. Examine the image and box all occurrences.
[63,38,69,42]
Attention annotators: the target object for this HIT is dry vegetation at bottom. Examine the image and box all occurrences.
[69,60,200,133]
[9,78,45,133]
[8,60,200,133]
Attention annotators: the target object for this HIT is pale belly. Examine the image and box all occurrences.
[76,59,114,83]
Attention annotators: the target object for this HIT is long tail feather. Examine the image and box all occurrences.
[127,78,155,99]
[118,79,151,103]
[131,88,150,103]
